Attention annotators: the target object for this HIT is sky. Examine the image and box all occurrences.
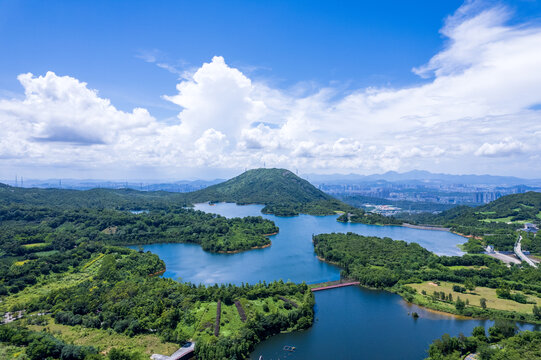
[1,0,541,180]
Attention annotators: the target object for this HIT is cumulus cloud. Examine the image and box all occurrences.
[475,138,525,157]
[1,1,541,177]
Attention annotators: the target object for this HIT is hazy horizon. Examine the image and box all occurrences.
[3,168,541,184]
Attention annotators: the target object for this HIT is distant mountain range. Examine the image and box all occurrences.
[304,170,541,186]
[5,170,541,191]
[4,178,225,192]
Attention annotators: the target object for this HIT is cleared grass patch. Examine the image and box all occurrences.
[219,304,244,338]
[408,281,541,313]
[27,317,178,357]
[21,243,47,249]
[34,250,59,257]
[13,260,31,266]
[446,265,488,270]
[0,344,25,359]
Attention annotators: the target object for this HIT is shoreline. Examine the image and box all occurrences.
[217,241,272,254]
[313,254,541,324]
[402,300,481,320]
[401,223,451,232]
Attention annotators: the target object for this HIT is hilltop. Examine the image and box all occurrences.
[186,168,348,216]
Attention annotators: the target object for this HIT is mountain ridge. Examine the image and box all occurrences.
[186,168,347,216]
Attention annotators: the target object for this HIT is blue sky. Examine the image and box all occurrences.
[1,0,541,179]
[1,1,466,117]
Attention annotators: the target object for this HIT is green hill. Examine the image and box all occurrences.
[0,183,188,210]
[186,168,348,216]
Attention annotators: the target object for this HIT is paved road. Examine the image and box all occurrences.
[514,235,538,268]
[487,251,521,265]
[151,342,195,360]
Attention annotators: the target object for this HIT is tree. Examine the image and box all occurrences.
[108,348,135,360]
[464,279,475,292]
[480,297,487,309]
[488,320,518,342]
[455,296,465,311]
[472,326,486,341]
[533,304,541,320]
[97,254,117,280]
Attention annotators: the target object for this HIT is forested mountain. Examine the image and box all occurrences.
[0,183,189,210]
[185,168,348,216]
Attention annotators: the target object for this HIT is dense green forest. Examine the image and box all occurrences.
[336,208,403,225]
[0,183,189,210]
[426,321,541,360]
[0,202,278,260]
[0,245,314,359]
[313,233,541,323]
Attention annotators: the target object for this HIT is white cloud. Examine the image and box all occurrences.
[475,138,525,157]
[1,2,541,178]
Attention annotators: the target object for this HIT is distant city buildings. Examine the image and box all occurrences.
[316,182,539,205]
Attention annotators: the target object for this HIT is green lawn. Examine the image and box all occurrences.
[21,242,47,249]
[408,281,541,313]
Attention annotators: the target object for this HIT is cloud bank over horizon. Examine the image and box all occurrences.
[1,2,541,179]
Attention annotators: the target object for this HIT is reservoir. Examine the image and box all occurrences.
[132,203,538,359]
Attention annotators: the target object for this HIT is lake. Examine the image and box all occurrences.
[131,202,538,359]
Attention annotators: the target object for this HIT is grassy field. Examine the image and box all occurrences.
[13,260,31,266]
[188,295,303,341]
[0,254,104,312]
[408,281,541,313]
[446,265,488,270]
[0,344,25,359]
[27,317,179,357]
[479,216,535,224]
[21,242,47,249]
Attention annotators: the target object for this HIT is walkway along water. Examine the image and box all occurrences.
[310,281,360,292]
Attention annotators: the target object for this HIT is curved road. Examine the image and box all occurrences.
[514,235,538,268]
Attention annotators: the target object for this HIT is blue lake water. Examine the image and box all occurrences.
[131,203,538,360]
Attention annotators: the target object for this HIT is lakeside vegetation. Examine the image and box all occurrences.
[0,202,278,261]
[426,321,541,360]
[313,233,541,324]
[0,245,314,359]
[336,208,403,225]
